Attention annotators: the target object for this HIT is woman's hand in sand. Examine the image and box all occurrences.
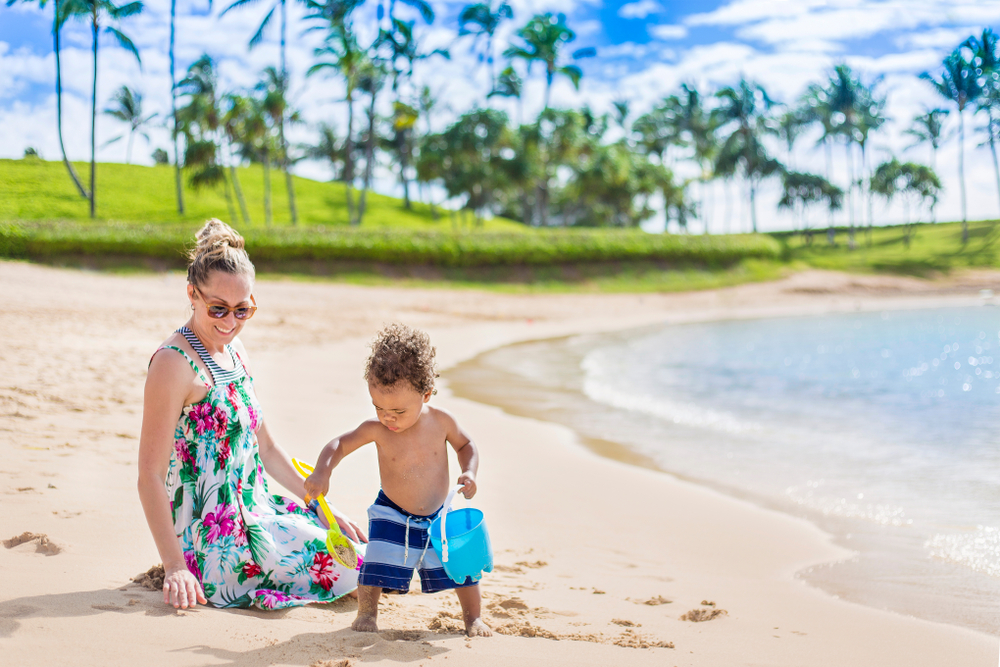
[457,471,477,499]
[163,564,207,609]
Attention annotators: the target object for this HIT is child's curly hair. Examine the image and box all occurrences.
[365,323,438,395]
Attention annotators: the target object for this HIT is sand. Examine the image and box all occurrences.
[1,259,997,666]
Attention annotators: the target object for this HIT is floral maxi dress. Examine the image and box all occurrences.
[159,328,359,609]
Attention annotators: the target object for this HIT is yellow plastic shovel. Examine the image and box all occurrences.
[292,458,359,570]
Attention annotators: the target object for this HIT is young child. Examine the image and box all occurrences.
[304,323,492,637]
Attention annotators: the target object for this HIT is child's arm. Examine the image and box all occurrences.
[303,420,378,500]
[445,414,480,499]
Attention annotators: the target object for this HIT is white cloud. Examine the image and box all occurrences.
[895,26,979,50]
[618,0,663,20]
[649,25,688,40]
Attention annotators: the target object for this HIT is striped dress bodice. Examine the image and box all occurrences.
[178,326,246,385]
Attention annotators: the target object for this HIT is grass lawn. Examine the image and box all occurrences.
[0,157,525,232]
[778,219,1000,276]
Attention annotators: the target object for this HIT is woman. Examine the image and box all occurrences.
[138,219,365,610]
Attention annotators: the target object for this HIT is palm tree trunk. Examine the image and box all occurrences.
[959,106,968,243]
[126,128,134,165]
[89,9,98,219]
[845,141,855,248]
[263,152,273,227]
[724,178,732,234]
[278,0,298,225]
[749,179,758,233]
[54,0,90,199]
[345,91,355,225]
[222,169,239,224]
[357,88,378,226]
[230,166,251,225]
[170,0,185,214]
[988,107,1000,219]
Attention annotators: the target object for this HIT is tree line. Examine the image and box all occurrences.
[8,0,1000,241]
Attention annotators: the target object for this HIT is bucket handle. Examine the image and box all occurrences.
[439,484,464,564]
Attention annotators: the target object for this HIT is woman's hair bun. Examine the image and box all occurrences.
[187,219,255,287]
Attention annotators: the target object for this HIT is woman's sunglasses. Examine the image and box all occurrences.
[195,289,258,320]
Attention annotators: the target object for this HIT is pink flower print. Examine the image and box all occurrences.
[203,504,236,544]
[254,589,291,610]
[184,551,202,581]
[212,405,229,439]
[189,402,215,436]
[242,561,262,579]
[285,501,300,514]
[216,438,231,468]
[226,382,239,407]
[247,404,260,431]
[309,551,340,592]
[173,439,197,472]
[232,522,248,547]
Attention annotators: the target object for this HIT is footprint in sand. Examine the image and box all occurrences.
[680,608,728,622]
[3,532,62,555]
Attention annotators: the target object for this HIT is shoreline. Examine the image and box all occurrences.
[442,306,1000,638]
[0,260,996,666]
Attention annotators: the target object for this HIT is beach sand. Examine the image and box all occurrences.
[1,259,997,666]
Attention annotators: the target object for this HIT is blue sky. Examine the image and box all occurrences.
[2,0,1000,230]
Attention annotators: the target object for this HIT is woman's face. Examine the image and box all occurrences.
[186,271,255,346]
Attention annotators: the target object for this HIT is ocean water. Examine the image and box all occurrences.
[446,306,1000,636]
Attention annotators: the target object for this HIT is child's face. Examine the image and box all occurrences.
[369,381,432,434]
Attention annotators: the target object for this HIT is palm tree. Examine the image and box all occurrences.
[169,0,184,213]
[307,23,367,224]
[355,60,387,225]
[503,13,595,111]
[966,28,1000,217]
[7,0,92,199]
[778,170,843,240]
[458,1,513,101]
[800,83,840,237]
[103,85,156,164]
[904,108,949,223]
[871,158,942,246]
[675,83,718,233]
[714,79,782,233]
[379,18,448,209]
[9,0,94,199]
[256,66,299,223]
[177,54,239,224]
[62,0,143,218]
[222,93,258,225]
[634,97,685,229]
[221,0,309,224]
[921,48,981,243]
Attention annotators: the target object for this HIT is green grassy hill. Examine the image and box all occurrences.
[778,219,1000,276]
[0,157,524,231]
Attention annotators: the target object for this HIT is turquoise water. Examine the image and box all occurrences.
[447,306,1000,635]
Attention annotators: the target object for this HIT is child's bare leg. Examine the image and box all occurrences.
[455,584,491,637]
[352,585,380,632]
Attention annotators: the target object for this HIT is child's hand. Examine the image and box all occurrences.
[457,471,477,499]
[303,470,330,502]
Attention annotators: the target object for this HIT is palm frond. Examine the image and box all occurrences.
[219,0,262,18]
[249,4,276,49]
[105,26,141,68]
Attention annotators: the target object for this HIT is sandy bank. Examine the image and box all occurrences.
[0,260,996,666]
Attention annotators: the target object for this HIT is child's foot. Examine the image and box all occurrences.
[465,617,492,637]
[352,614,379,633]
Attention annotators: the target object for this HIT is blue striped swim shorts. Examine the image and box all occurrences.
[358,490,477,594]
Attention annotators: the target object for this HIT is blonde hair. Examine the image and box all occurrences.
[365,323,438,395]
[186,219,255,287]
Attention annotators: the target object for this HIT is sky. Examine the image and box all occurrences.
[2,0,1000,232]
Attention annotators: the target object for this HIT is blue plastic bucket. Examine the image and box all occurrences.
[429,486,493,584]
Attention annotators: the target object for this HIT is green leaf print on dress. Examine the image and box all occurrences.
[159,343,361,610]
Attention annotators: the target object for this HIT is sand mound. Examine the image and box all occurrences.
[132,564,165,591]
[310,660,352,667]
[637,595,672,606]
[612,629,674,649]
[680,608,728,622]
[3,532,61,555]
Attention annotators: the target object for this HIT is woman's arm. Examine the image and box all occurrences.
[137,351,208,609]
